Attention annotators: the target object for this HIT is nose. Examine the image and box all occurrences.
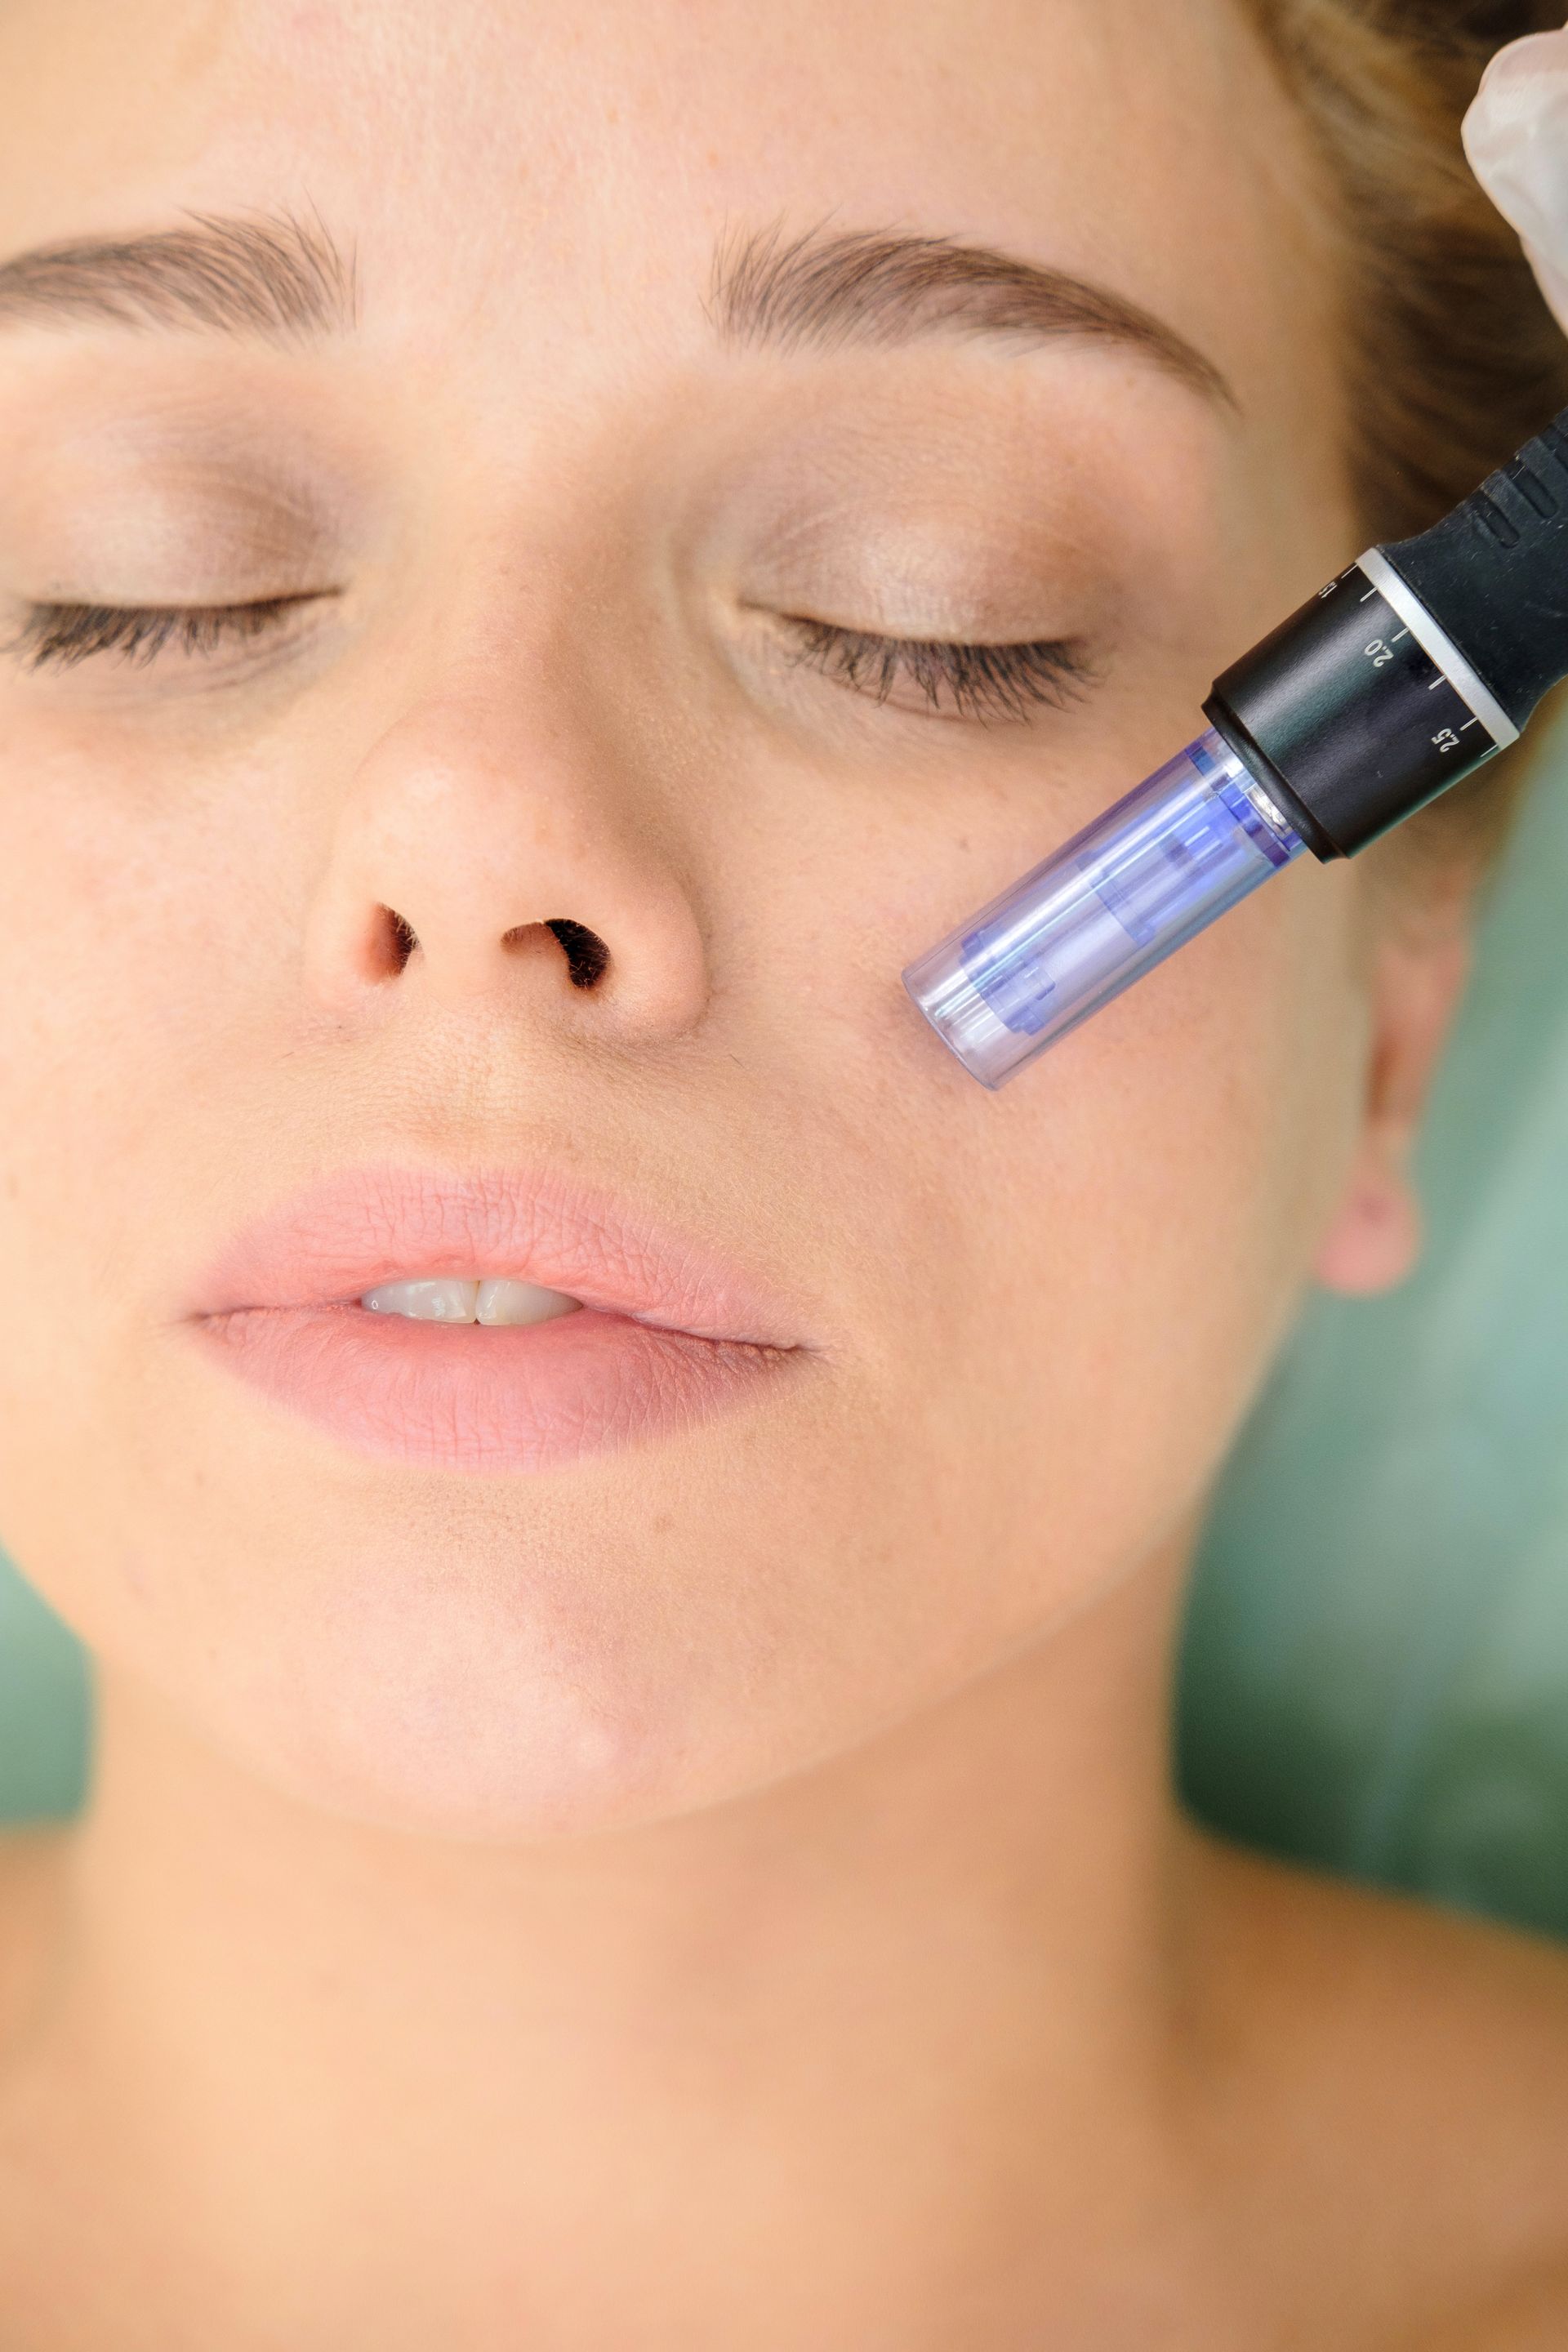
[301,682,710,1041]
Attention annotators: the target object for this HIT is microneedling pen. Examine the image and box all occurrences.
[904,408,1568,1090]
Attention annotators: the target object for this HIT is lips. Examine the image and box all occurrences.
[181,1164,805,1473]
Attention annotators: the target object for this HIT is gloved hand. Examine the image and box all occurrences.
[1464,23,1568,332]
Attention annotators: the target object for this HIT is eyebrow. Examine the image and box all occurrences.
[0,206,1231,412]
[710,220,1236,409]
[0,209,357,344]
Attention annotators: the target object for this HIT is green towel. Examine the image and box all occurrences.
[1183,709,1568,1938]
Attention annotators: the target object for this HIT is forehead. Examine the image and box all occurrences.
[2,4,1325,317]
[0,0,1335,430]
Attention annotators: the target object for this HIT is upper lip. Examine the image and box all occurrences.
[181,1162,804,1348]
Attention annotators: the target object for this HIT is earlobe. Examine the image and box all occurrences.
[1312,1152,1423,1296]
[1312,909,1472,1300]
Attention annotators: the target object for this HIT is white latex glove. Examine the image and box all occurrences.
[1464,23,1568,332]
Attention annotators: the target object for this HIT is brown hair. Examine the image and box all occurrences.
[1246,0,1568,867]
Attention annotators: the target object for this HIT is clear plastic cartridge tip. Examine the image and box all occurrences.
[902,729,1306,1089]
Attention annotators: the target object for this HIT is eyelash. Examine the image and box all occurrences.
[786,617,1095,722]
[16,596,316,671]
[14,596,1095,728]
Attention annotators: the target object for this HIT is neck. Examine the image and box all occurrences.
[16,1538,1201,2343]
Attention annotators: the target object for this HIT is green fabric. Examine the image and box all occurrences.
[1181,716,1568,1938]
[0,1561,87,1820]
[3,728,1568,1949]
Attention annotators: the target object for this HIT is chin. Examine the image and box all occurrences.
[141,1559,806,1845]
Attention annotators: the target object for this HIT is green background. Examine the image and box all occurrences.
[5,728,1568,1938]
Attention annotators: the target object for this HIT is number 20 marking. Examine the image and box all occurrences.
[1365,639,1395,668]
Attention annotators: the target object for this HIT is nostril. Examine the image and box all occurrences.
[372,910,608,989]
[544,919,611,990]
[366,906,420,978]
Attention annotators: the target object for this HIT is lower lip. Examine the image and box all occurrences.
[192,1301,791,1473]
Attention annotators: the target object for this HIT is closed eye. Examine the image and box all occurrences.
[782,615,1098,724]
[12,593,335,671]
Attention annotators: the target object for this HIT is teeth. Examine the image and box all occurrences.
[359,1276,581,1326]
[361,1279,480,1322]
[474,1278,581,1327]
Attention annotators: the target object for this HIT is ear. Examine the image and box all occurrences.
[1312,907,1472,1298]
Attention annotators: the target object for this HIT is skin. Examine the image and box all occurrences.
[0,0,1566,2342]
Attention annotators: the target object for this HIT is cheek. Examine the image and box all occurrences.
[0,727,289,1607]
[858,848,1368,1629]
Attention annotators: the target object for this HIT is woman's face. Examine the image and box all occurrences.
[0,0,1384,1833]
